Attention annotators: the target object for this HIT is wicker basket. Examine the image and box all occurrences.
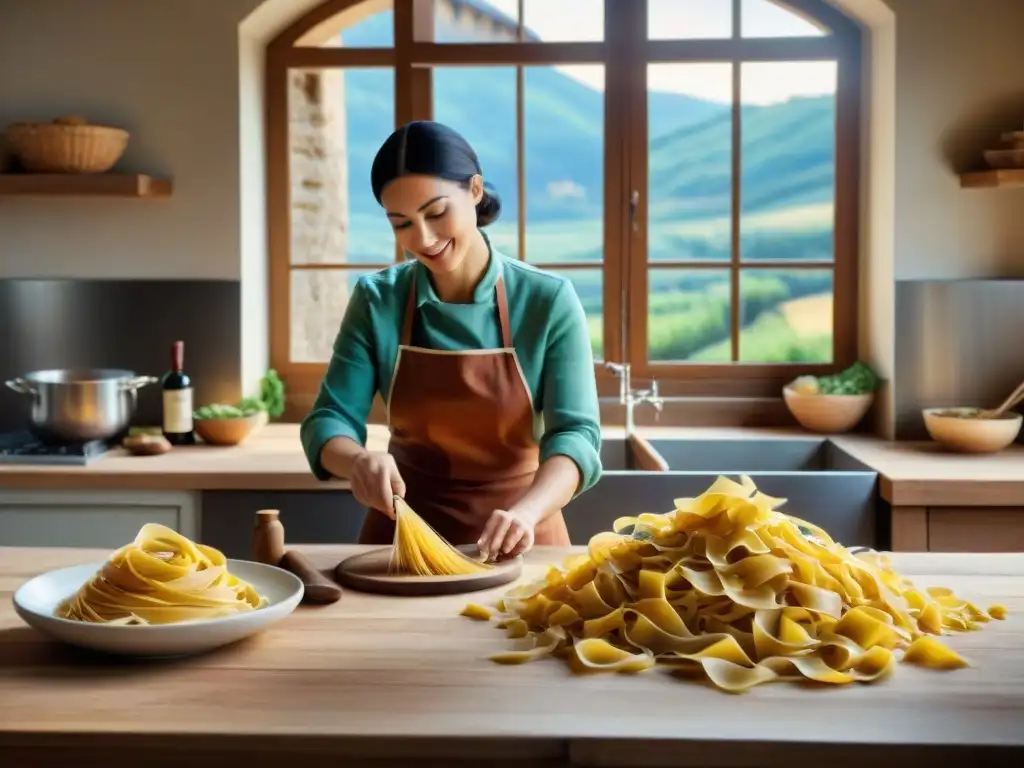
[6,115,129,173]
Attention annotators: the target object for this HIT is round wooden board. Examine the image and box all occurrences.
[334,544,523,596]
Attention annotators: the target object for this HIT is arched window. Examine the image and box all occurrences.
[267,0,860,417]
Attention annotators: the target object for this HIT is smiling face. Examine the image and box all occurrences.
[381,174,483,275]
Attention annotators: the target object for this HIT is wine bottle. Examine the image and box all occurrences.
[161,340,195,445]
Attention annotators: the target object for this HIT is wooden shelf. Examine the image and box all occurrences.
[960,168,1024,189]
[0,173,172,198]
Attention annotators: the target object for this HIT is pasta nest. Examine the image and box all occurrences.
[57,523,266,625]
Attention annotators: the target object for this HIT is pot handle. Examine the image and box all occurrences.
[4,377,37,396]
[121,375,159,392]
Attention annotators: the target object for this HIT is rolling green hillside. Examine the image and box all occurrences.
[329,6,836,365]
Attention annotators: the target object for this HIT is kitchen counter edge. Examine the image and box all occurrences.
[1,423,1023,507]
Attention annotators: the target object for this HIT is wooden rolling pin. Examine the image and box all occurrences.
[280,550,343,604]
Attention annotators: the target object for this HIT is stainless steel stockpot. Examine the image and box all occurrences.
[5,368,158,442]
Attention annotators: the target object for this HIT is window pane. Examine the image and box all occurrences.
[434,0,520,42]
[742,0,827,38]
[433,66,519,259]
[288,67,396,265]
[739,61,836,263]
[290,269,376,363]
[295,5,394,47]
[524,65,604,264]
[648,269,732,363]
[739,269,833,363]
[433,0,604,43]
[648,0,731,40]
[523,0,603,42]
[548,268,603,361]
[648,64,732,263]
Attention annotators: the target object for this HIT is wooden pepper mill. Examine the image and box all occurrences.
[252,509,286,566]
[251,508,343,604]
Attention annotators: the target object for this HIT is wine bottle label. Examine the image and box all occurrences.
[163,389,194,434]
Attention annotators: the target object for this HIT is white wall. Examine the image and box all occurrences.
[0,0,262,280]
[888,0,1024,279]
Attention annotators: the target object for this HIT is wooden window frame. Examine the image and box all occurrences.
[266,0,861,418]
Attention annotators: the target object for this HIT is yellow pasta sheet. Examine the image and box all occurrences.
[463,475,1005,693]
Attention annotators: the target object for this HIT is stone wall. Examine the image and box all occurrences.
[288,39,350,363]
[286,0,522,363]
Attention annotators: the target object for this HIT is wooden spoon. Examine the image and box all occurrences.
[979,379,1024,419]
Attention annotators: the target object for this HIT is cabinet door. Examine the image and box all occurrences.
[0,490,199,548]
[928,507,1024,553]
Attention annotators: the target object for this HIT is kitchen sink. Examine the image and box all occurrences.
[645,436,869,472]
[568,434,881,549]
[200,436,881,559]
[601,434,873,473]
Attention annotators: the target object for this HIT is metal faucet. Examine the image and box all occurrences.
[604,362,663,434]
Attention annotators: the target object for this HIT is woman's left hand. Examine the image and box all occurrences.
[478,508,536,561]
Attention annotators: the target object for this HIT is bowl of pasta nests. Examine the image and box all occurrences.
[12,524,304,657]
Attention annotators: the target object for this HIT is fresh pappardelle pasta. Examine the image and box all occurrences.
[463,476,1006,693]
[58,523,266,625]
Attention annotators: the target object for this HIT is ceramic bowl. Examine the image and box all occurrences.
[12,559,303,657]
[783,387,874,434]
[194,411,265,446]
[922,407,1022,454]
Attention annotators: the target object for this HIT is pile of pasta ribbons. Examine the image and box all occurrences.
[389,496,493,577]
[460,476,1007,693]
[57,523,266,625]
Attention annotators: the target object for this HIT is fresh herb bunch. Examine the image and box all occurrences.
[193,402,261,420]
[815,361,879,395]
[193,369,287,421]
[238,369,285,418]
[788,361,880,396]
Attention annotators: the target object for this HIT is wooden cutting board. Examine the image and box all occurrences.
[334,544,523,596]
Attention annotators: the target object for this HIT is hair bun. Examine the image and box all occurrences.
[476,183,501,227]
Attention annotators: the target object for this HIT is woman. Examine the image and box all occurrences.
[300,120,602,560]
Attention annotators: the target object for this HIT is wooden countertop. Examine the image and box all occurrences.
[828,434,1024,506]
[0,423,365,492]
[2,423,1023,507]
[1,544,1022,767]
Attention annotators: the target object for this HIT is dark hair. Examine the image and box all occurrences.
[370,120,502,227]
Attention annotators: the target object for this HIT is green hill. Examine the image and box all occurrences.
[331,7,837,365]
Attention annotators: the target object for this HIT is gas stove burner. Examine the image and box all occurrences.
[0,431,115,466]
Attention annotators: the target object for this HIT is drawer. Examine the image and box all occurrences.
[0,490,198,549]
[928,507,1024,553]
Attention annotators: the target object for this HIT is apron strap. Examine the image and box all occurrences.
[495,277,513,348]
[400,269,417,346]
[400,268,513,349]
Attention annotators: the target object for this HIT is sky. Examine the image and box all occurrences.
[479,0,838,105]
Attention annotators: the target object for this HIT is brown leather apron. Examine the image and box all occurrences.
[357,271,571,548]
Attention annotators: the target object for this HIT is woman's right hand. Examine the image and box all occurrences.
[350,450,407,518]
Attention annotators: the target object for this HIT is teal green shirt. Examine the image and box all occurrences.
[299,241,603,498]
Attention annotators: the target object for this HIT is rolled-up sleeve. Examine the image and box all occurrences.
[538,280,603,496]
[299,278,378,480]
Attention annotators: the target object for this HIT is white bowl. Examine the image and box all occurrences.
[12,559,304,657]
